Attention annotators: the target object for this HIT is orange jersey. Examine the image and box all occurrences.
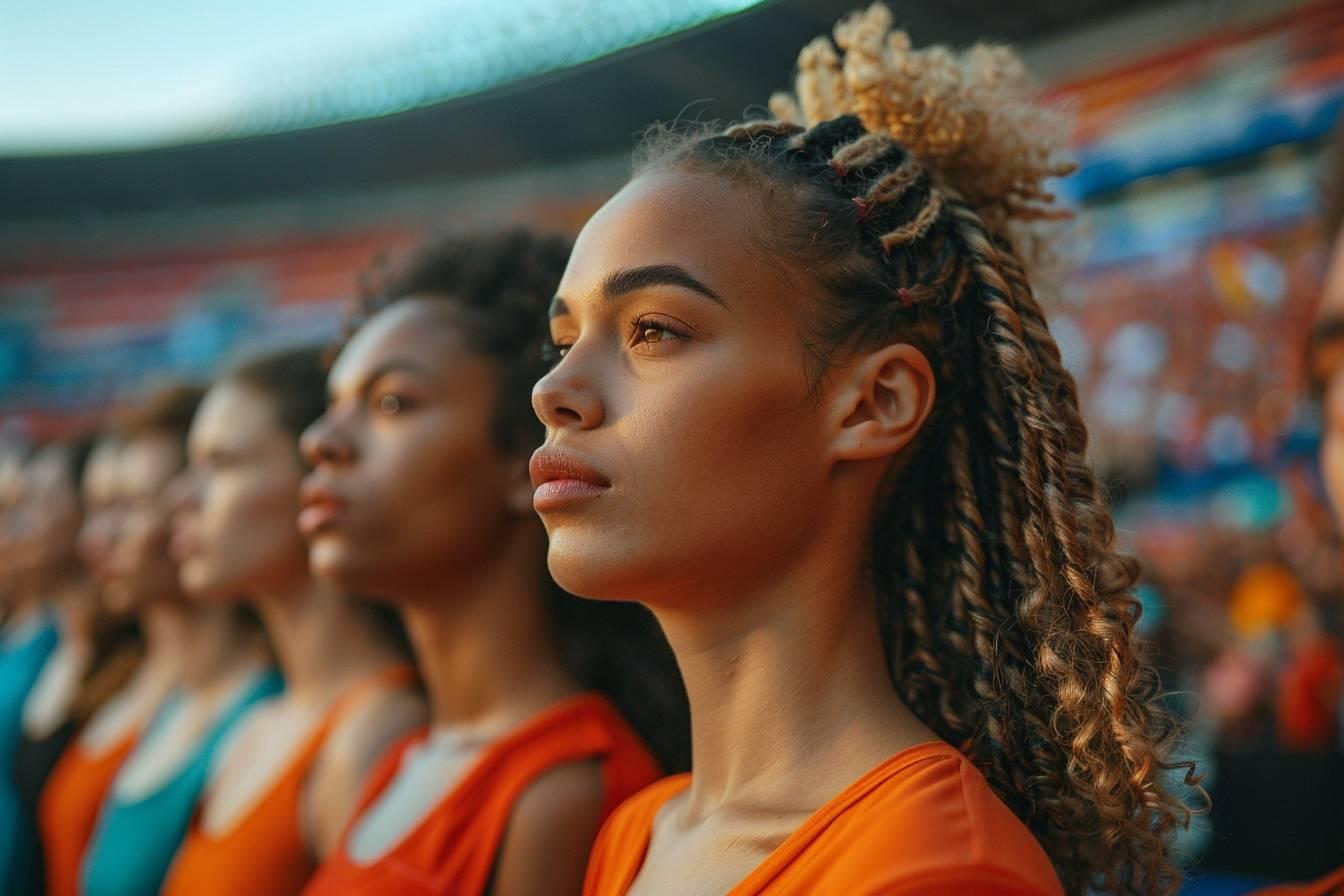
[38,732,137,896]
[303,693,660,896]
[161,665,416,896]
[584,741,1064,896]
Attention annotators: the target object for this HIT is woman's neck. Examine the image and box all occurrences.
[254,573,400,702]
[654,539,937,821]
[139,600,192,676]
[5,591,47,630]
[30,558,82,605]
[47,572,99,646]
[175,603,268,694]
[401,524,578,737]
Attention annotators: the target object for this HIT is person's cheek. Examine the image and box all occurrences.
[635,364,810,553]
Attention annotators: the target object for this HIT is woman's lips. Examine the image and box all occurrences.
[298,502,344,536]
[168,526,196,563]
[530,447,610,512]
[298,479,348,537]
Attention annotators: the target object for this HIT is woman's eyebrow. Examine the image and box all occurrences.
[328,359,429,403]
[600,264,728,308]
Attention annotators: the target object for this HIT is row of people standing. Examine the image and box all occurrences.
[0,229,684,896]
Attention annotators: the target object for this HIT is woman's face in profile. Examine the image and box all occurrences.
[172,382,308,600]
[533,169,838,609]
[13,445,81,578]
[79,439,125,588]
[104,434,183,613]
[301,298,531,601]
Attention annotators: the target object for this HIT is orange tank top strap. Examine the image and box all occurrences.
[1251,866,1344,896]
[302,692,661,896]
[160,663,419,896]
[39,730,140,896]
[582,775,689,896]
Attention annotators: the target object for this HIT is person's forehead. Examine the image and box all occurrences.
[120,435,179,486]
[83,442,120,494]
[89,439,120,468]
[562,170,766,291]
[192,382,274,447]
[331,299,467,383]
[0,455,25,504]
[26,448,67,484]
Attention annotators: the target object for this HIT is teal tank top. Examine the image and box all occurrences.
[0,615,59,895]
[78,667,282,896]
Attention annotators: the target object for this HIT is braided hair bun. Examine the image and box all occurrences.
[767,3,1075,267]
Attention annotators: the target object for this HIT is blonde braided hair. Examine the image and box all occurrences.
[634,5,1200,894]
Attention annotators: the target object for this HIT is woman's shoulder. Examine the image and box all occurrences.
[813,742,1064,896]
[316,676,427,773]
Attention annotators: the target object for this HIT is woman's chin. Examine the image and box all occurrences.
[308,541,355,589]
[546,541,651,604]
[307,541,392,600]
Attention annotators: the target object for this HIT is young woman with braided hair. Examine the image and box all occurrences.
[534,6,1196,895]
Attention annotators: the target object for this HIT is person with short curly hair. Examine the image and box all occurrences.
[298,229,685,896]
[535,6,1197,895]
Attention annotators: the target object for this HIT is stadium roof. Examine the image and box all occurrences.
[0,0,1148,218]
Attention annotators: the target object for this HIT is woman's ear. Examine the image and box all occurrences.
[828,343,936,462]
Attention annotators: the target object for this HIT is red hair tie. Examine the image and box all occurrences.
[897,286,914,308]
[830,158,848,177]
[852,196,870,221]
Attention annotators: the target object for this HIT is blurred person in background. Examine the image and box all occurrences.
[1276,602,1341,753]
[1203,561,1305,751]
[298,230,685,896]
[1237,108,1344,895]
[0,442,31,621]
[37,432,164,896]
[76,385,282,896]
[160,345,424,896]
[545,7,1195,896]
[9,436,140,896]
[1300,110,1344,760]
[0,442,64,894]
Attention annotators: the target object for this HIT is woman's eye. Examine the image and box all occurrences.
[377,393,403,416]
[542,342,571,366]
[629,316,689,351]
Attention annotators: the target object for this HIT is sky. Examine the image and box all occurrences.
[0,0,765,156]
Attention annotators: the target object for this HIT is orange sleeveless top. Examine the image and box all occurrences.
[584,741,1064,896]
[302,692,660,896]
[159,665,417,896]
[39,729,139,896]
[1253,866,1344,896]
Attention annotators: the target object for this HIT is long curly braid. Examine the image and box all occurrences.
[636,5,1199,893]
